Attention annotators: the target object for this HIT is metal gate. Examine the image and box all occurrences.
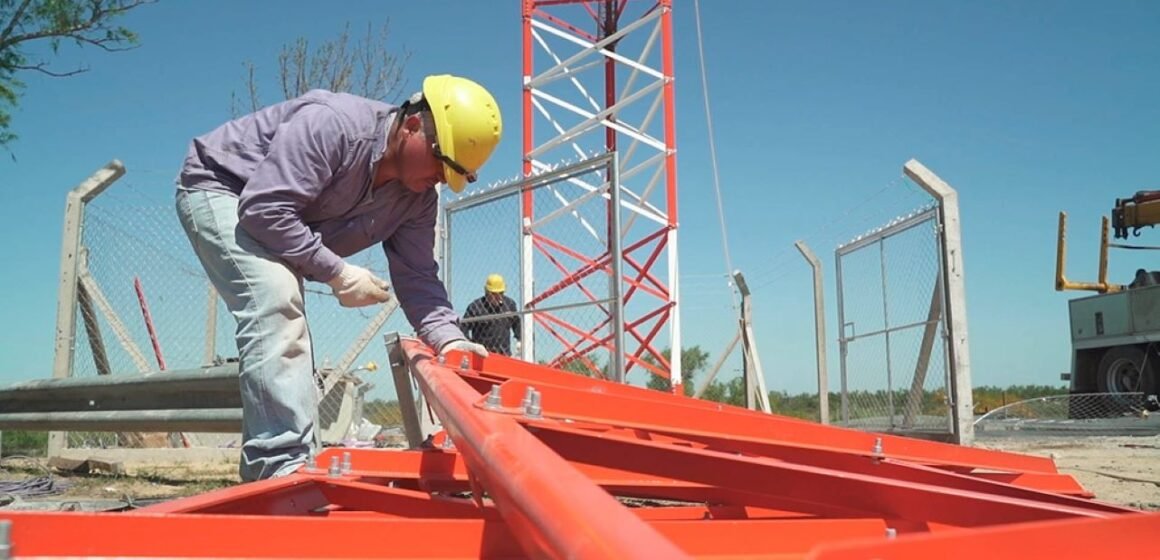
[835,205,953,437]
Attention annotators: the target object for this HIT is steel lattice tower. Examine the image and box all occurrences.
[520,0,681,389]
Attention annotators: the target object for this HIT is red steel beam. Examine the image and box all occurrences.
[567,424,1113,508]
[318,448,880,518]
[459,357,1058,474]
[809,511,1160,560]
[526,421,1123,527]
[0,510,907,559]
[403,338,688,559]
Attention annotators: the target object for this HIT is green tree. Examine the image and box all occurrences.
[700,376,745,406]
[644,346,710,396]
[0,0,152,148]
[552,355,604,378]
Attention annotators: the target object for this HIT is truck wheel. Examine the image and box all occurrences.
[1096,346,1156,395]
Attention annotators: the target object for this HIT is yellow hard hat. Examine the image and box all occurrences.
[423,74,503,193]
[485,274,506,293]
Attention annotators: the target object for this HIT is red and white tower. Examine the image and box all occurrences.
[520,0,681,389]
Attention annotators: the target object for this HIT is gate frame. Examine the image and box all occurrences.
[834,159,973,445]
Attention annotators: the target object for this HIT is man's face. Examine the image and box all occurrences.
[395,112,446,193]
[486,291,505,306]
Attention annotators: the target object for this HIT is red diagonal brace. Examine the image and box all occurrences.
[404,338,687,559]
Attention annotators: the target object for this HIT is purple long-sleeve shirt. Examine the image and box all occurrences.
[178,90,464,349]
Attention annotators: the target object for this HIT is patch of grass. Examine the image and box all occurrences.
[1,431,48,457]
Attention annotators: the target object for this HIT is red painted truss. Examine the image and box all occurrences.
[0,338,1153,559]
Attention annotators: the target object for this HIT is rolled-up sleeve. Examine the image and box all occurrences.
[384,193,465,350]
[237,104,347,282]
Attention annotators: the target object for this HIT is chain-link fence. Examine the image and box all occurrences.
[56,164,411,452]
[835,205,953,435]
[975,393,1160,437]
[443,153,626,377]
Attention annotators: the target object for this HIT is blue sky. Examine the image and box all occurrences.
[0,0,1157,396]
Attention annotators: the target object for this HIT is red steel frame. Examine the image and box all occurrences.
[522,0,681,389]
[2,338,1154,559]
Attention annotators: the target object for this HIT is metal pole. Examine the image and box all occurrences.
[48,160,125,456]
[795,241,829,424]
[903,275,943,429]
[0,409,242,433]
[879,240,895,428]
[134,276,167,371]
[0,365,242,413]
[834,250,850,425]
[521,216,535,362]
[732,271,770,413]
[203,284,218,366]
[384,333,424,448]
[904,159,975,445]
[609,151,627,382]
[694,329,740,398]
[77,280,111,376]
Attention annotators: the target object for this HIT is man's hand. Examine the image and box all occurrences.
[514,340,523,356]
[327,263,391,308]
[440,339,489,359]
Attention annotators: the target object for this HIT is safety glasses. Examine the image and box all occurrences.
[418,105,477,185]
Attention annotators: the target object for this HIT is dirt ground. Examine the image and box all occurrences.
[978,434,1160,511]
[0,457,240,510]
[1,435,1158,511]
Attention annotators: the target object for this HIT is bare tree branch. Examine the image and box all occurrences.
[245,61,259,113]
[236,19,410,113]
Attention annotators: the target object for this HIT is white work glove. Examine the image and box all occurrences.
[326,263,391,308]
[440,339,489,359]
[514,340,523,356]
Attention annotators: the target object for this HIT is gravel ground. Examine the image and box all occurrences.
[978,434,1160,510]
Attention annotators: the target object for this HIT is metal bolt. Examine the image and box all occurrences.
[485,385,502,409]
[521,386,536,409]
[327,456,341,478]
[460,356,470,370]
[305,449,318,472]
[885,527,897,539]
[341,451,352,474]
[437,353,446,365]
[872,437,884,456]
[442,434,455,449]
[525,389,542,419]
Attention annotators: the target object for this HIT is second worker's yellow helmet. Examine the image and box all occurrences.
[485,274,506,293]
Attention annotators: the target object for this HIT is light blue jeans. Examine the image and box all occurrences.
[176,188,318,482]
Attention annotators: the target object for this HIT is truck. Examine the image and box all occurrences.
[1057,191,1160,410]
